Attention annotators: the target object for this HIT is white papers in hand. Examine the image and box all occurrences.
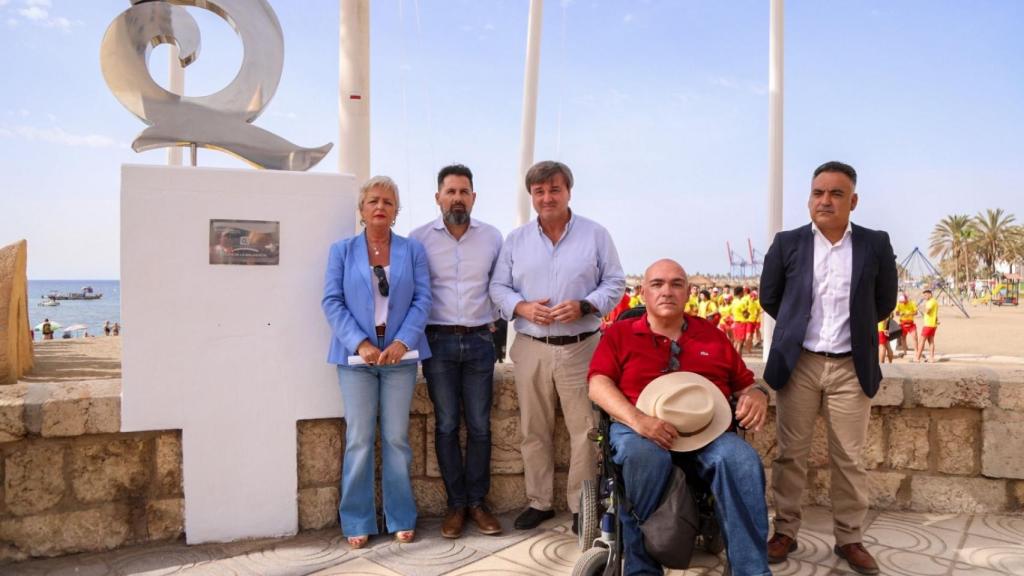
[347,350,420,365]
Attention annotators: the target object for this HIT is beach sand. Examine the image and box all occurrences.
[18,303,1023,383]
[896,301,1024,362]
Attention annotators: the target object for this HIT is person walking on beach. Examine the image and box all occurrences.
[42,319,53,340]
[760,161,897,574]
[322,175,432,549]
[916,289,939,362]
[409,164,504,539]
[104,321,112,336]
[112,323,120,336]
[489,160,625,532]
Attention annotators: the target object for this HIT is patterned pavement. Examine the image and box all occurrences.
[7,507,1023,575]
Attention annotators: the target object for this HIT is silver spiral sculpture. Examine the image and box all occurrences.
[100,0,332,171]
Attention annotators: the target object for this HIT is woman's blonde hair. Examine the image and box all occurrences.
[358,175,401,212]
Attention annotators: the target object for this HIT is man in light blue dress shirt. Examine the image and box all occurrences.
[410,164,505,539]
[490,160,625,531]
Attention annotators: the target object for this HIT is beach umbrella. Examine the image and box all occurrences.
[62,324,88,333]
[33,321,62,332]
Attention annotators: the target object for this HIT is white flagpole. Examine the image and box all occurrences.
[340,0,371,233]
[516,0,544,227]
[764,0,784,361]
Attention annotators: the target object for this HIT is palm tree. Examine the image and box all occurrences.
[1004,225,1024,274]
[972,209,1017,276]
[929,214,976,290]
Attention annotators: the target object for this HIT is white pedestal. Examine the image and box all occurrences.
[120,165,355,543]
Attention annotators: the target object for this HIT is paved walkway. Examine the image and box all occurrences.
[9,507,1023,575]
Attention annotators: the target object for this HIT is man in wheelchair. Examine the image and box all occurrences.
[588,259,772,576]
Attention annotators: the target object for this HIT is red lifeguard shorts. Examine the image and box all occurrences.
[921,326,937,339]
[878,331,889,345]
[901,321,917,335]
[732,323,748,340]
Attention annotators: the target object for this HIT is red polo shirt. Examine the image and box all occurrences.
[588,313,754,405]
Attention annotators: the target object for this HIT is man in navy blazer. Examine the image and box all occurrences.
[759,161,896,575]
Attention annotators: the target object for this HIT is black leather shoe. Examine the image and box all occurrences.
[571,513,579,535]
[514,507,555,530]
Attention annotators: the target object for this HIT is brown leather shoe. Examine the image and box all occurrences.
[441,507,465,539]
[834,543,879,575]
[468,504,503,535]
[767,533,797,564]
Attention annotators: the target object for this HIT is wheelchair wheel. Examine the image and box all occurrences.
[577,478,601,550]
[571,546,610,576]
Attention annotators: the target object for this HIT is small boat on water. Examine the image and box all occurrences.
[38,296,59,307]
[45,286,103,301]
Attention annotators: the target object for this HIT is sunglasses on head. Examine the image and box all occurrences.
[372,265,389,297]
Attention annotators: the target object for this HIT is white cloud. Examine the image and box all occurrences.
[9,0,79,31]
[623,13,634,24]
[1,124,120,149]
[18,5,46,20]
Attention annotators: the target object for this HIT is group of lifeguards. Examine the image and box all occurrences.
[877,289,940,363]
[607,282,764,355]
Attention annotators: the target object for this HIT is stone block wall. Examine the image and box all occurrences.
[3,359,1024,563]
[742,364,1024,514]
[0,430,184,563]
[0,240,32,385]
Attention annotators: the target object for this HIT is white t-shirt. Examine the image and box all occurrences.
[373,265,390,328]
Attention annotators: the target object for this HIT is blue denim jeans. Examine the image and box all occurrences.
[609,423,770,576]
[421,329,495,508]
[337,362,418,536]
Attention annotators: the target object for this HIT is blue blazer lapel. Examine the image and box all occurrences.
[389,234,408,297]
[851,224,866,292]
[354,233,374,299]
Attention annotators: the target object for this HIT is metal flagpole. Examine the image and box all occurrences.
[168,46,184,166]
[764,0,784,361]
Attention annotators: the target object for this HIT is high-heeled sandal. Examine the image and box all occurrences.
[394,530,415,543]
[347,535,369,549]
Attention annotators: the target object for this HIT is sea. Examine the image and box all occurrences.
[28,280,121,337]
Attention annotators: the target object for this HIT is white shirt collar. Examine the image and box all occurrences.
[810,220,853,242]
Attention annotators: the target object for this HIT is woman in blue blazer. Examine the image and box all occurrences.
[322,175,432,548]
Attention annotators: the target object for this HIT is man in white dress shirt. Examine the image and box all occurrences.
[410,164,504,538]
[759,161,897,575]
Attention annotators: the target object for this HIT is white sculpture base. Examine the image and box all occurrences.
[120,165,355,543]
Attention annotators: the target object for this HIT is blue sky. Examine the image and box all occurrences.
[2,0,1022,279]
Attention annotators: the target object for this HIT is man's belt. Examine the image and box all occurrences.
[803,348,852,359]
[528,330,598,346]
[426,324,490,335]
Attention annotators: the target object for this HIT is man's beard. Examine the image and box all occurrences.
[443,208,470,226]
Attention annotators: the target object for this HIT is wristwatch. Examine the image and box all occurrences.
[579,300,594,315]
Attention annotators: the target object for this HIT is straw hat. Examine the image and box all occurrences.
[635,372,732,452]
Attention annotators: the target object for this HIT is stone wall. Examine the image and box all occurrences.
[296,362,1024,529]
[0,240,32,385]
[3,355,1023,562]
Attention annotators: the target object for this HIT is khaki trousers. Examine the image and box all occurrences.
[772,350,871,545]
[510,333,599,513]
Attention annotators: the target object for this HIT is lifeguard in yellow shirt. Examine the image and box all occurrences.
[748,289,763,348]
[730,286,751,353]
[916,289,939,363]
[683,285,700,315]
[895,292,919,358]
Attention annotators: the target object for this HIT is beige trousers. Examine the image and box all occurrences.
[510,333,599,513]
[772,350,872,545]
